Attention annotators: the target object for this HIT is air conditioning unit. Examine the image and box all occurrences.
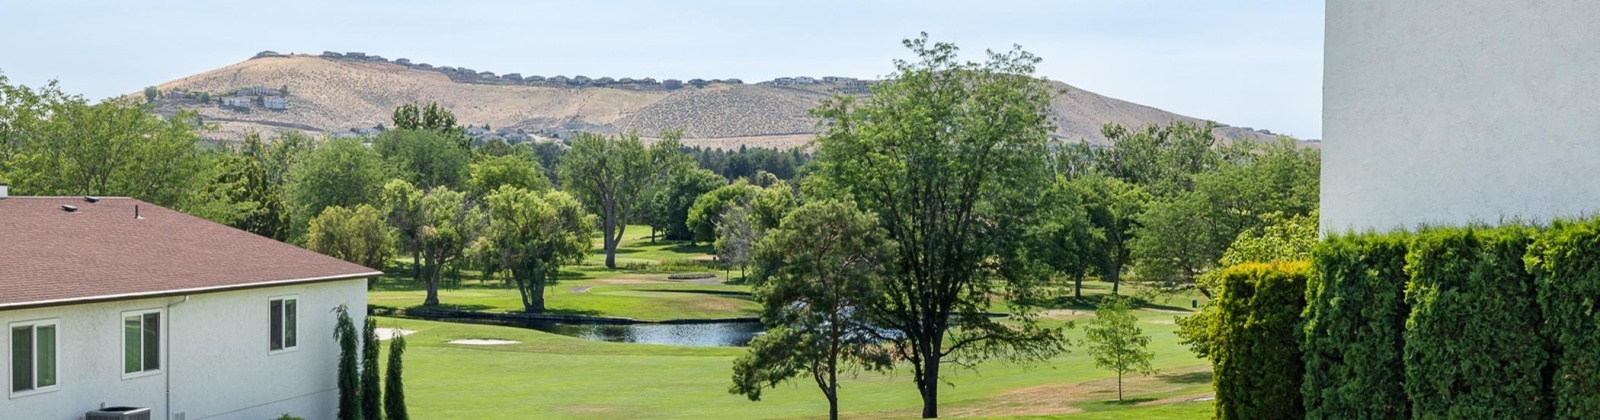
[86,406,151,420]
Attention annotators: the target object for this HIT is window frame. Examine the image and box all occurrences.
[121,308,163,380]
[9,318,60,398]
[269,295,299,354]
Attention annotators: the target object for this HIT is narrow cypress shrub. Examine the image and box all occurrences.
[1302,233,1410,419]
[361,317,382,419]
[1527,219,1600,418]
[333,305,362,420]
[385,332,409,420]
[1404,227,1547,418]
[1211,261,1309,420]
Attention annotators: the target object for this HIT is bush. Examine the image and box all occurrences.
[1211,261,1309,420]
[1403,227,1547,418]
[1527,219,1600,418]
[1302,233,1410,419]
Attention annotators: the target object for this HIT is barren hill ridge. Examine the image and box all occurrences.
[144,52,1284,149]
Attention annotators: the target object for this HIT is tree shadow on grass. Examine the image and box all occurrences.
[1158,370,1212,385]
[1090,397,1159,407]
[536,308,606,317]
[1023,294,1194,313]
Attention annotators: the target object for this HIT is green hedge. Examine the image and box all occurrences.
[1403,227,1548,418]
[1212,261,1308,420]
[1528,219,1600,418]
[1302,233,1410,420]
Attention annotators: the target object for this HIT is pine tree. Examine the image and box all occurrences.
[333,305,362,420]
[385,332,409,420]
[361,317,382,418]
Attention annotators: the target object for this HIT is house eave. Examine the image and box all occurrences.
[0,271,382,311]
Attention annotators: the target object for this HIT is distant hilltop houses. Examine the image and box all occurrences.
[148,83,290,113]
[250,50,873,93]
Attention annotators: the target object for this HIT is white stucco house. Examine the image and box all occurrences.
[0,190,381,420]
[1323,0,1600,231]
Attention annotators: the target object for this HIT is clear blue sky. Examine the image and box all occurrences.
[0,1,1325,138]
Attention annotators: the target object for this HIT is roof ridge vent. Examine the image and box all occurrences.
[62,205,78,212]
[85,196,99,203]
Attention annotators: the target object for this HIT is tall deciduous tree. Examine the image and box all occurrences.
[557,131,687,268]
[5,94,209,209]
[285,138,389,239]
[392,102,467,149]
[731,200,894,420]
[374,128,470,191]
[1085,297,1156,401]
[687,181,762,244]
[467,154,550,199]
[381,179,425,281]
[648,167,725,241]
[470,186,594,312]
[306,204,397,271]
[811,35,1066,418]
[1032,175,1105,299]
[417,187,475,305]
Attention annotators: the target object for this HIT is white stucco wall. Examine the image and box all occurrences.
[1323,0,1600,232]
[1,279,367,420]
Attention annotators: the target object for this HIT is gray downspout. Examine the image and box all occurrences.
[165,296,189,420]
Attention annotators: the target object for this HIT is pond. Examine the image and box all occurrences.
[520,320,765,347]
[425,316,764,347]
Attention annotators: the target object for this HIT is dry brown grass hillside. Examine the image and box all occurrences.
[145,54,1282,148]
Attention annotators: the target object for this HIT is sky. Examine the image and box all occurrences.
[0,1,1325,139]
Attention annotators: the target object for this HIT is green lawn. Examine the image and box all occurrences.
[374,294,1212,419]
[368,273,757,321]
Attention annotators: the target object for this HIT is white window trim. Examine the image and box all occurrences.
[269,295,300,355]
[9,318,60,399]
[121,308,163,380]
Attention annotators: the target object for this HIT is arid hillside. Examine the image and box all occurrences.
[145,53,1282,148]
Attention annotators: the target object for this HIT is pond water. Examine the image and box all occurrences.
[521,321,765,347]
[428,317,764,347]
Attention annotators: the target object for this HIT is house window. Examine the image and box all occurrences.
[123,310,160,376]
[270,297,298,352]
[10,319,58,395]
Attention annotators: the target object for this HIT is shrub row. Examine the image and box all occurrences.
[1293,222,1600,420]
[1212,262,1309,420]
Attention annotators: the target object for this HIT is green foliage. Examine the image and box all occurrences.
[1176,210,1319,359]
[1076,175,1148,292]
[642,167,725,241]
[391,102,466,149]
[385,332,409,420]
[286,137,388,239]
[467,154,550,199]
[361,317,381,419]
[712,203,755,273]
[684,145,810,181]
[688,181,762,244]
[4,93,210,209]
[272,415,305,420]
[1032,175,1108,298]
[1527,218,1600,418]
[1404,227,1548,418]
[143,86,158,102]
[557,131,688,268]
[1301,232,1410,420]
[732,200,894,419]
[1132,139,1320,282]
[374,129,470,191]
[1085,296,1156,402]
[416,186,475,306]
[333,305,362,420]
[381,179,425,281]
[1211,262,1308,420]
[306,204,397,270]
[208,133,293,240]
[810,34,1065,417]
[1096,121,1223,198]
[470,186,595,312]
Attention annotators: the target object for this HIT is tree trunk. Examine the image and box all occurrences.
[1117,370,1123,401]
[1110,266,1121,295]
[1074,276,1083,299]
[411,249,421,282]
[920,360,940,418]
[423,258,441,306]
[517,268,546,313]
[604,199,620,269]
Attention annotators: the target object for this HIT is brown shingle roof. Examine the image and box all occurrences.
[0,197,381,309]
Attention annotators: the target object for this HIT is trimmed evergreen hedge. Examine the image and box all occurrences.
[1527,219,1600,418]
[1212,262,1309,420]
[1403,227,1548,419]
[1303,233,1410,420]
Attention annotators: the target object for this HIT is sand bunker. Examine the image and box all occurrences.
[374,328,416,341]
[448,338,521,345]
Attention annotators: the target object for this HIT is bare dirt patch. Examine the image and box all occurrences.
[568,286,592,293]
[937,365,1214,418]
[448,339,521,345]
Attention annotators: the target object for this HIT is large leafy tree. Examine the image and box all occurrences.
[810,35,1066,418]
[470,186,594,312]
[647,167,725,241]
[557,131,688,268]
[687,181,762,244]
[730,200,894,420]
[374,128,471,191]
[392,101,467,149]
[467,154,550,199]
[305,204,398,271]
[209,133,292,240]
[285,138,389,239]
[416,186,476,305]
[1032,175,1106,299]
[381,179,426,281]
[5,94,209,209]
